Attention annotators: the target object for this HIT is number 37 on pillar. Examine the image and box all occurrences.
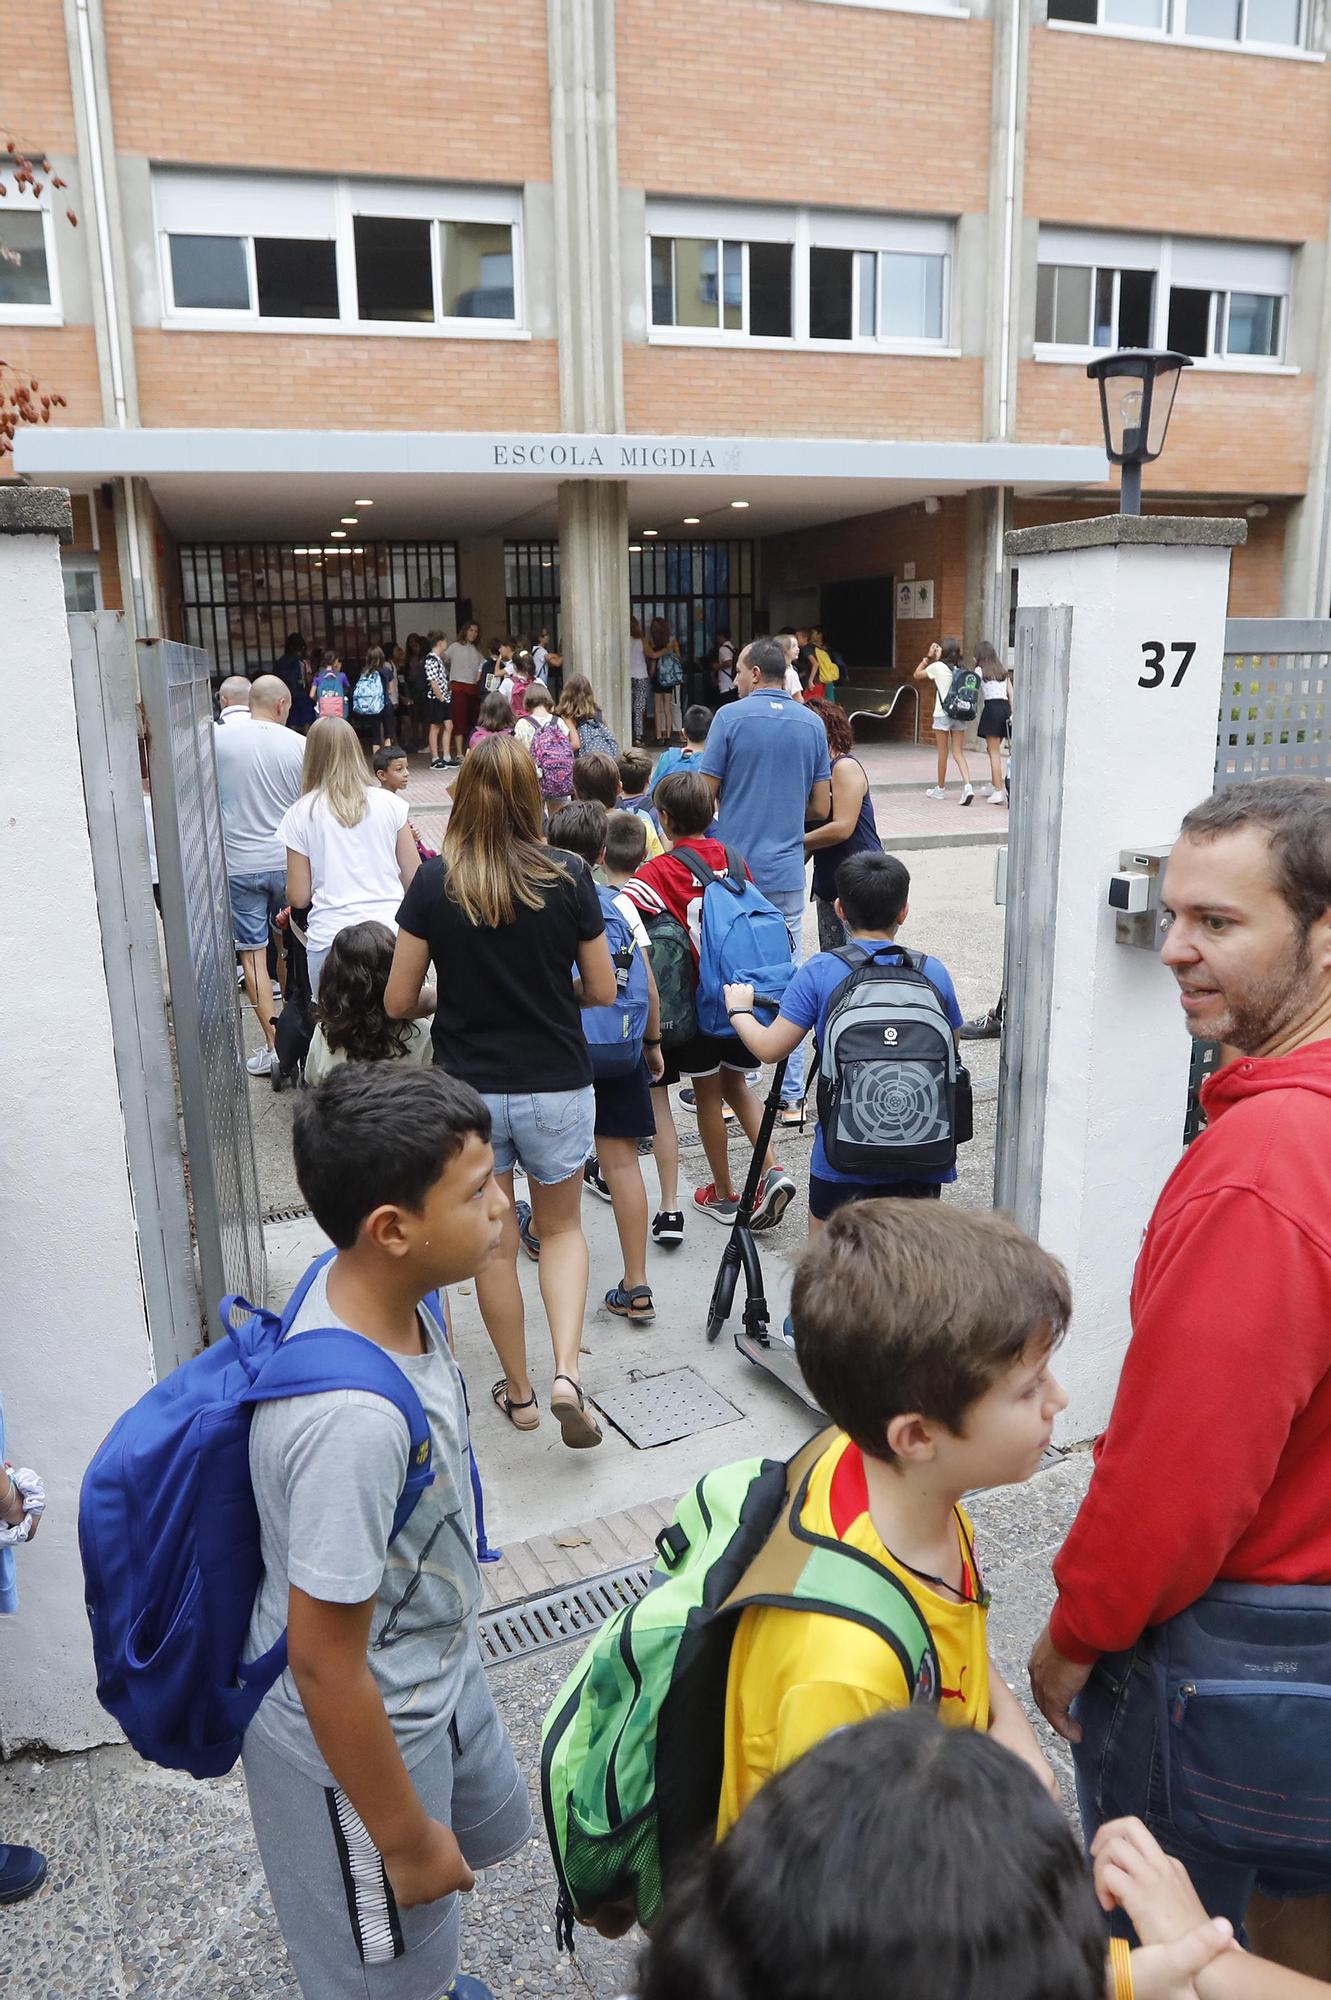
[1138,640,1197,689]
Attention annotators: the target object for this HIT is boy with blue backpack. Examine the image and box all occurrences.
[619,770,797,1233]
[549,801,664,1321]
[80,1065,523,2000]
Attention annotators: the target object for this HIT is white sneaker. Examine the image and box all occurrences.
[988,788,1007,804]
[246,1048,275,1076]
[925,786,946,801]
[961,784,974,807]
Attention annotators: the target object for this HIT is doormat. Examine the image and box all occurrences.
[592,1367,743,1449]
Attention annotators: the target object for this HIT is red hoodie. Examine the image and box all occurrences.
[1049,1039,1331,1664]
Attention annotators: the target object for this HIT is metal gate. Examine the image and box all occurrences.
[70,614,201,1372]
[139,638,266,1333]
[1183,616,1331,1139]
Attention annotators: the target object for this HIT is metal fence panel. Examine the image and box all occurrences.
[1217,619,1331,788]
[995,603,1073,1236]
[139,638,265,1334]
[69,613,201,1373]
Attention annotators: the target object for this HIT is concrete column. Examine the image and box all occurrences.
[559,480,629,746]
[998,515,1244,1440]
[0,489,153,1751]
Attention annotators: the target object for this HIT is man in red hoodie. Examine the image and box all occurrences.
[1029,777,1331,1964]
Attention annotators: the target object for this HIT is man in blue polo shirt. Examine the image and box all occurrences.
[701,635,831,1116]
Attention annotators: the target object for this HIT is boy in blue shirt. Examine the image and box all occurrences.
[648,704,712,793]
[722,849,964,1229]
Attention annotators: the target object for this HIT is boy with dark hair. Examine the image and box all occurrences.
[620,771,794,1231]
[571,752,621,811]
[241,1065,525,2000]
[609,748,666,857]
[650,705,713,793]
[372,741,436,862]
[549,802,665,1318]
[719,1200,1066,1834]
[723,847,965,1229]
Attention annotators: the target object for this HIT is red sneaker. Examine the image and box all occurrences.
[692,1183,740,1224]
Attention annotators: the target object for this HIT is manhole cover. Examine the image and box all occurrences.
[592,1367,742,1449]
[478,1562,655,1665]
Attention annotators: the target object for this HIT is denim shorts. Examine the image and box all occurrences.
[481,1085,596,1186]
[229,867,288,950]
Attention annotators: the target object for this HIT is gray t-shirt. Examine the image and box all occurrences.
[443,641,484,687]
[243,1264,481,1780]
[215,715,306,875]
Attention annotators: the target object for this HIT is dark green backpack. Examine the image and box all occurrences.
[642,909,697,1047]
[540,1431,940,1945]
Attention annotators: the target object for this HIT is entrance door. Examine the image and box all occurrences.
[819,574,895,673]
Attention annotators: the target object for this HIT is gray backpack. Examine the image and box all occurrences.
[814,944,971,1176]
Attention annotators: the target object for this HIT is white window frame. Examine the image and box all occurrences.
[153,170,527,339]
[0,170,63,327]
[646,202,957,355]
[1033,227,1296,372]
[1045,0,1322,61]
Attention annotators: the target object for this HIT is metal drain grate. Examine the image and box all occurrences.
[263,1203,313,1225]
[479,1562,655,1665]
[594,1367,743,1449]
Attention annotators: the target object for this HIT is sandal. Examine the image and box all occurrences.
[778,1100,809,1128]
[605,1283,656,1323]
[550,1374,602,1450]
[491,1377,540,1432]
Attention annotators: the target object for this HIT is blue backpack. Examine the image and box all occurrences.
[581,885,650,1076]
[352,668,386,717]
[675,845,795,1035]
[78,1250,435,1779]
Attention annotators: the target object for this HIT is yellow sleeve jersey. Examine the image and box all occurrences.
[717,1433,989,1836]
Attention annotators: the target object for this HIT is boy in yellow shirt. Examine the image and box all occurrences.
[719,1201,1067,1833]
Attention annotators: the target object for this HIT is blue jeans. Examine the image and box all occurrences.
[481,1086,596,1186]
[767,886,807,1103]
[228,868,288,951]
[1073,1641,1331,1932]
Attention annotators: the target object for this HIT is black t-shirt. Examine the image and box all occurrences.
[396,849,605,1092]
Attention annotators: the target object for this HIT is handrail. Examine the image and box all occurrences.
[844,681,921,746]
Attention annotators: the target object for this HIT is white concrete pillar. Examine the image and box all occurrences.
[998,515,1245,1440]
[0,488,152,1751]
[559,479,630,747]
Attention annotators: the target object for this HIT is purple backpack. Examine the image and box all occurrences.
[531,717,575,799]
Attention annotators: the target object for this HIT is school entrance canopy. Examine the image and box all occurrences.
[15,427,1108,539]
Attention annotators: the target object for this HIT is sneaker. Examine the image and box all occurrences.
[0,1843,47,1905]
[246,1047,275,1076]
[678,1085,733,1121]
[961,783,974,806]
[987,788,1007,804]
[652,1209,685,1246]
[430,757,447,769]
[693,1183,740,1224]
[270,980,283,1002]
[583,1157,612,1203]
[959,1007,1003,1041]
[750,1168,797,1232]
[925,786,946,801]
[514,1198,541,1261]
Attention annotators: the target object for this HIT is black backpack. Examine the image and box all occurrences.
[940,665,981,722]
[815,944,972,1176]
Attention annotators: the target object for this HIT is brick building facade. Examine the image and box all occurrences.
[7,0,1329,723]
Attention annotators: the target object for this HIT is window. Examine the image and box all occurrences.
[505,541,561,647]
[1035,263,1154,347]
[1035,228,1291,367]
[0,176,61,322]
[649,235,790,337]
[1047,0,1305,47]
[63,560,102,615]
[154,171,524,334]
[648,202,952,349]
[630,540,755,665]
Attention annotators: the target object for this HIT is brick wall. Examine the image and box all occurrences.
[4,0,77,152]
[1,326,104,463]
[1017,359,1314,497]
[618,0,991,213]
[101,0,551,179]
[625,347,984,439]
[133,330,561,430]
[762,497,969,734]
[1026,27,1331,243]
[1009,496,1289,616]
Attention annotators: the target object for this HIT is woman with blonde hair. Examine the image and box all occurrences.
[277,715,419,996]
[386,732,616,1450]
